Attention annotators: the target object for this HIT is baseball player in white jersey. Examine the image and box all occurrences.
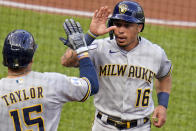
[60,1,172,130]
[0,20,99,131]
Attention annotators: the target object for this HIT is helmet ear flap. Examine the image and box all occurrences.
[107,19,114,40]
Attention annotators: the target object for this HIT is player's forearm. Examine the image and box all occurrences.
[79,56,99,95]
[156,74,172,109]
[156,74,172,94]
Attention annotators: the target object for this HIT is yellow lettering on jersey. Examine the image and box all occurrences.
[142,68,149,81]
[107,65,111,76]
[99,64,156,84]
[117,65,127,76]
[135,66,142,78]
[23,89,30,100]
[111,64,117,76]
[128,66,135,77]
[147,71,155,83]
[128,65,156,84]
[37,87,43,98]
[99,65,107,76]
[30,88,36,99]
[100,64,127,76]
[15,91,22,101]
[1,95,10,106]
[1,87,44,106]
[10,93,17,104]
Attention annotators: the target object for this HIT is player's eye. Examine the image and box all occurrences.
[113,22,122,27]
[124,23,131,28]
[113,21,133,28]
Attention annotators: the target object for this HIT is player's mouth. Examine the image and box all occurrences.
[116,36,127,43]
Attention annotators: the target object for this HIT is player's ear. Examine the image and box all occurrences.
[137,24,143,32]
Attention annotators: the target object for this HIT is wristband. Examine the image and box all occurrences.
[157,92,169,109]
[77,52,89,59]
[87,30,99,38]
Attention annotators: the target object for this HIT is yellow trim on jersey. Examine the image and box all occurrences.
[80,77,91,102]
[157,64,173,80]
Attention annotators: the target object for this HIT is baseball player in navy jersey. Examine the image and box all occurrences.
[0,20,99,131]
[60,0,172,130]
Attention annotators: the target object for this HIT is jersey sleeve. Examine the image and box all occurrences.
[63,76,91,102]
[45,73,91,103]
[156,49,172,79]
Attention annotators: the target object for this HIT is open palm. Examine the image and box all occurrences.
[90,6,116,36]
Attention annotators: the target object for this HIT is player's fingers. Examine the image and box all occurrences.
[93,9,98,18]
[105,26,117,33]
[158,116,166,127]
[70,19,78,32]
[65,19,75,34]
[154,117,165,128]
[152,109,158,124]
[96,7,104,18]
[101,6,108,18]
[63,21,71,35]
[103,6,110,18]
[76,22,83,33]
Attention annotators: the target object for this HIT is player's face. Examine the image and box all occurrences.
[113,20,142,51]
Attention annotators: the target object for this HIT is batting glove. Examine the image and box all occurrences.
[59,19,88,54]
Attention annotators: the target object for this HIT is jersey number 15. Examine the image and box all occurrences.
[9,104,44,131]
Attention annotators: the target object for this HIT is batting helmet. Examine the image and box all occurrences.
[108,0,145,39]
[2,29,37,69]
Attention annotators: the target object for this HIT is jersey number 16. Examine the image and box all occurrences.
[135,89,150,107]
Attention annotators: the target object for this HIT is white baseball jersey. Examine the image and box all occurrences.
[0,71,91,131]
[88,37,171,120]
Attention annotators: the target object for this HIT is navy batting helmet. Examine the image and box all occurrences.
[2,29,37,69]
[108,0,145,39]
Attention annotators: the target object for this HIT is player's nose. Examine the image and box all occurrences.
[117,26,126,34]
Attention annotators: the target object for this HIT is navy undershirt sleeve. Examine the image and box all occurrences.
[79,57,99,95]
[84,33,96,46]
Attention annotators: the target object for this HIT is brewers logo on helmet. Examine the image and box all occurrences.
[119,4,128,14]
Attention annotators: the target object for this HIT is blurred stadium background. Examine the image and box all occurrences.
[0,0,195,130]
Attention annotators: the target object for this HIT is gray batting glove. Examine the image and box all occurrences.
[59,19,88,54]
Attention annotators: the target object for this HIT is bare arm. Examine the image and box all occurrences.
[155,74,172,94]
[152,74,172,128]
[61,48,79,67]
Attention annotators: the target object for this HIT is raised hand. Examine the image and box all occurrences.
[59,19,88,54]
[90,6,116,36]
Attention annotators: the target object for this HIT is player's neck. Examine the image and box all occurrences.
[7,64,32,78]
